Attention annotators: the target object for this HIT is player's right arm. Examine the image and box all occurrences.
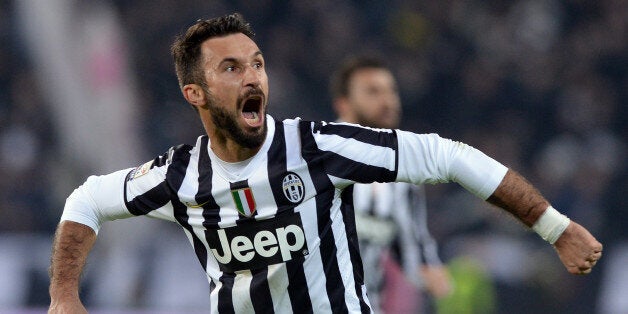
[48,221,95,314]
[48,168,135,313]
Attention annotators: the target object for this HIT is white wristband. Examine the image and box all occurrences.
[531,206,570,244]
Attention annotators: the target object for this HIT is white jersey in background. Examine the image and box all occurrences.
[353,182,441,311]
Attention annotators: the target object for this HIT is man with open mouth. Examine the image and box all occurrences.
[48,13,603,314]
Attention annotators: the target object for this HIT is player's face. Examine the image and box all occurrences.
[346,68,401,129]
[200,33,269,148]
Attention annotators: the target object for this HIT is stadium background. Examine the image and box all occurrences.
[0,0,625,313]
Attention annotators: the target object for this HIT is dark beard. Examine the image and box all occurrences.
[354,110,397,129]
[355,113,385,129]
[205,89,267,149]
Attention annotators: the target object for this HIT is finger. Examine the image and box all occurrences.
[586,253,602,264]
[585,252,602,264]
[568,265,586,275]
[582,256,601,268]
[584,260,597,268]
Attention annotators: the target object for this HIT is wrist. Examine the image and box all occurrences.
[49,283,80,302]
[531,206,570,244]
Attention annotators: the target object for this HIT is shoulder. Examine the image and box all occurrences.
[276,116,315,130]
[127,141,196,182]
[137,137,201,176]
[154,142,197,167]
[275,116,333,129]
[275,116,323,136]
[278,116,302,126]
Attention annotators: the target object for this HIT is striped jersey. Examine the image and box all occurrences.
[62,115,509,313]
[353,182,441,311]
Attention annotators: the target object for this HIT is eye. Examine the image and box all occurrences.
[226,65,237,72]
[366,86,380,96]
[253,61,263,69]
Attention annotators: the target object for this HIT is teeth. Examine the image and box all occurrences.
[252,111,258,120]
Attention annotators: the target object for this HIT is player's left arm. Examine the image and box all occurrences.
[395,131,603,275]
[487,169,603,274]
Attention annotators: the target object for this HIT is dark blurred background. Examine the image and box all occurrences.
[0,0,625,313]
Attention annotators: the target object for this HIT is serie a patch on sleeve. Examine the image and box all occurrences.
[129,160,154,180]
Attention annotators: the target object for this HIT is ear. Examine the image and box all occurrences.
[333,96,350,120]
[183,84,207,109]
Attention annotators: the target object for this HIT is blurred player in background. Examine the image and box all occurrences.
[331,56,453,313]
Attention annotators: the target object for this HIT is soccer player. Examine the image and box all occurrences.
[330,56,452,312]
[48,13,602,314]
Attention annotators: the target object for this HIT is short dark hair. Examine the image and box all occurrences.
[171,13,255,90]
[329,56,389,99]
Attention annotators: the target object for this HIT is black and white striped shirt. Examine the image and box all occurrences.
[62,115,508,313]
[353,182,442,311]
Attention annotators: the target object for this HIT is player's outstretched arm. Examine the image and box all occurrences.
[486,169,602,275]
[48,220,96,314]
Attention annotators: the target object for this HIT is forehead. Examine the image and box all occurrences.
[349,68,395,87]
[201,33,261,63]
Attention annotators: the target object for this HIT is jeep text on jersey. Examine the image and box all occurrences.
[206,211,309,273]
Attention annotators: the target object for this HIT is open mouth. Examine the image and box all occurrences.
[241,94,264,127]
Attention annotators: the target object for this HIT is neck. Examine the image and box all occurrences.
[201,117,262,162]
[209,134,261,162]
[338,114,355,124]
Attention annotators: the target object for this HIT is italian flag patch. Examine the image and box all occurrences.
[231,187,256,217]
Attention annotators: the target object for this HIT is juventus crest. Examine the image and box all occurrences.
[282,172,305,204]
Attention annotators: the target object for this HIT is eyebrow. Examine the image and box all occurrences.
[219,50,264,66]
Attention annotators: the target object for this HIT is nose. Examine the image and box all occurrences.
[243,64,261,88]
[382,91,400,110]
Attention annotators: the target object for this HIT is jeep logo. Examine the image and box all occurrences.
[206,212,309,272]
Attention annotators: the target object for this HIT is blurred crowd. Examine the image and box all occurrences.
[0,0,625,313]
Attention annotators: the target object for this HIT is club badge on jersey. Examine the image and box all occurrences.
[128,160,154,180]
[282,172,305,204]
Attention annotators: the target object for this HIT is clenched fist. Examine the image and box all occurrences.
[553,221,603,275]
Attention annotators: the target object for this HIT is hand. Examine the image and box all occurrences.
[420,265,453,298]
[553,221,603,275]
